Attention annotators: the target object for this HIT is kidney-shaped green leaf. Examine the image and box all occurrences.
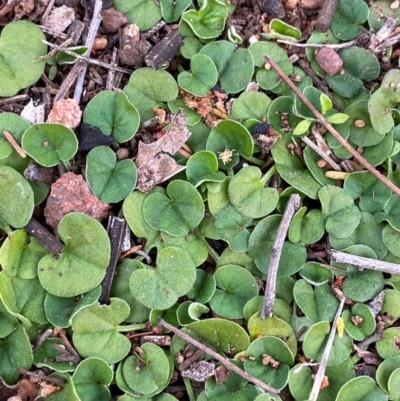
[83,91,140,143]
[228,166,279,219]
[22,123,78,167]
[129,246,196,310]
[86,146,137,203]
[319,185,361,238]
[0,21,47,97]
[72,357,113,401]
[336,376,387,401]
[0,324,33,384]
[199,40,254,94]
[0,229,48,279]
[38,213,111,297]
[244,335,293,390]
[122,343,171,397]
[113,0,161,30]
[186,150,226,187]
[293,280,339,323]
[178,54,218,97]
[187,318,250,354]
[143,180,204,237]
[206,120,253,169]
[0,166,34,231]
[123,68,179,122]
[71,297,132,364]
[209,264,257,319]
[303,321,353,367]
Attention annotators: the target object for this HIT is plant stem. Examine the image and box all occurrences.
[308,296,345,401]
[183,377,197,401]
[74,0,103,103]
[329,249,400,275]
[264,54,400,197]
[201,238,219,264]
[277,39,356,49]
[158,318,280,394]
[261,194,301,319]
[242,155,266,166]
[117,323,147,332]
[260,165,277,186]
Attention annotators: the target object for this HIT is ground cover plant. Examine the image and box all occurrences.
[1,0,400,400]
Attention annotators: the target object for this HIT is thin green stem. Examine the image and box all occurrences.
[242,155,265,166]
[260,164,277,186]
[201,237,219,264]
[61,160,71,171]
[183,377,197,401]
[117,323,147,332]
[227,168,234,177]
[0,223,13,236]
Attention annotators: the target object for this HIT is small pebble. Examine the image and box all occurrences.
[315,46,343,76]
[116,148,130,160]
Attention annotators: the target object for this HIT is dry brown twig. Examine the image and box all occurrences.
[158,318,280,394]
[261,194,301,319]
[264,54,400,196]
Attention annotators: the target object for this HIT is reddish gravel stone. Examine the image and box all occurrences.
[315,46,343,76]
[44,173,109,231]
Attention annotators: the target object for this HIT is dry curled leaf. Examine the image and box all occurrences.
[136,109,190,192]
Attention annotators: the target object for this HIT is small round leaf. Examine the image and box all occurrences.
[22,123,78,167]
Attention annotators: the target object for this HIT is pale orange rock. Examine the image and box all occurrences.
[92,37,108,51]
[44,173,109,231]
[47,98,82,129]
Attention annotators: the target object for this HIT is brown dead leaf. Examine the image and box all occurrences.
[136,110,190,192]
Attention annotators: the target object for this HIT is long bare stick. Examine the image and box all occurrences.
[42,40,132,74]
[158,318,280,394]
[277,39,356,49]
[74,0,103,102]
[308,297,345,401]
[261,194,301,319]
[264,55,400,197]
[302,136,341,171]
[329,249,400,275]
